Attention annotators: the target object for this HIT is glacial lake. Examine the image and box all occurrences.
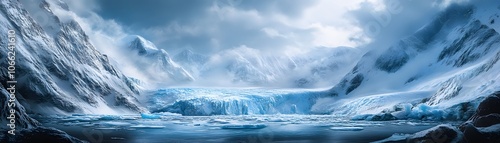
[33,114,461,143]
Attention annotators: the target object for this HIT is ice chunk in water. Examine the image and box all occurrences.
[62,117,94,122]
[99,115,122,120]
[221,124,267,129]
[141,113,161,119]
[95,127,119,130]
[207,119,230,124]
[372,133,411,143]
[268,118,288,122]
[130,125,166,129]
[330,127,364,131]
[101,121,131,126]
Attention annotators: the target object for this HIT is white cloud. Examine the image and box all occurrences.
[261,27,288,38]
[434,0,471,8]
[127,0,388,53]
[208,2,264,24]
[263,0,382,48]
[42,0,472,87]
[308,23,368,47]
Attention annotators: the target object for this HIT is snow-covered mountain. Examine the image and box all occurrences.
[1,0,498,142]
[149,3,500,118]
[119,35,194,85]
[203,46,298,86]
[173,49,209,78]
[1,0,497,135]
[323,3,500,119]
[173,46,361,88]
[290,46,362,87]
[0,0,145,128]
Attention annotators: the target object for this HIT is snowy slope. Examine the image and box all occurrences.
[127,2,499,118]
[0,0,145,121]
[1,0,497,126]
[324,3,500,119]
[290,46,362,87]
[143,3,500,117]
[174,46,361,88]
[119,35,194,85]
[173,49,209,77]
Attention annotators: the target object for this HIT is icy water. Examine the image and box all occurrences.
[34,114,460,143]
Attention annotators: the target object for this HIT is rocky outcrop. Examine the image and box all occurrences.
[459,91,500,143]
[407,124,463,143]
[381,91,500,143]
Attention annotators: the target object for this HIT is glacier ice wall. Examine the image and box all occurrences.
[145,88,327,116]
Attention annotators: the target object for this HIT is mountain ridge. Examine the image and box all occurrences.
[325,3,500,119]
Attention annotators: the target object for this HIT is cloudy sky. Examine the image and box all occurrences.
[63,0,469,55]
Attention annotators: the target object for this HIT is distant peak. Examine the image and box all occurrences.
[127,35,159,55]
[178,49,195,56]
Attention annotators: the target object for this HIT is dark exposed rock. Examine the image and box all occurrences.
[459,91,500,142]
[0,87,40,129]
[405,76,419,84]
[375,46,410,73]
[407,125,461,143]
[295,78,311,87]
[438,20,500,67]
[376,92,500,143]
[474,113,500,127]
[473,92,500,117]
[345,74,363,95]
[460,122,485,143]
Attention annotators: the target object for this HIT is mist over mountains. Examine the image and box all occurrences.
[0,0,499,142]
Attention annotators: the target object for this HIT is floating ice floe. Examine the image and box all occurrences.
[100,121,131,126]
[221,124,267,129]
[130,125,166,129]
[267,118,288,122]
[62,117,95,122]
[329,127,364,131]
[371,133,412,143]
[141,113,161,119]
[95,127,119,130]
[99,115,122,120]
[207,119,231,124]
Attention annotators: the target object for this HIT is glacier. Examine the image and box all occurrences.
[0,0,499,142]
[143,88,328,116]
[122,2,500,124]
[1,0,496,120]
